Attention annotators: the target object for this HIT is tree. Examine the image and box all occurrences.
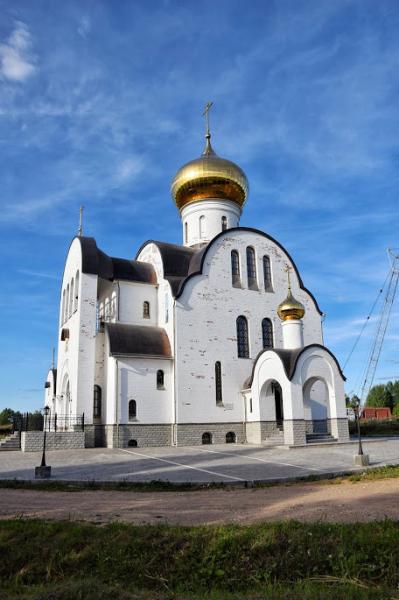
[0,408,22,426]
[365,385,386,407]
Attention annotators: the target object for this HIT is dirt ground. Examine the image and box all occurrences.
[0,478,398,525]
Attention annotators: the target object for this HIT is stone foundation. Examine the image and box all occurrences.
[175,423,245,446]
[93,424,173,448]
[246,421,283,444]
[21,431,85,452]
[330,417,350,442]
[283,420,307,446]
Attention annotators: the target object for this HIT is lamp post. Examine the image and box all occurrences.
[35,406,52,479]
[354,401,369,467]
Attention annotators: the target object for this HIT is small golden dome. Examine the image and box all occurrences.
[171,134,249,212]
[277,289,305,321]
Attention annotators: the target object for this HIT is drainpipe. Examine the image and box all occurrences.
[172,297,177,446]
[115,358,119,448]
[243,392,248,444]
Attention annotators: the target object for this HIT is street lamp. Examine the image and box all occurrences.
[35,406,52,479]
[354,400,369,467]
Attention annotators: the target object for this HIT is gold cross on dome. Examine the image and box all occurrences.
[284,264,293,290]
[202,101,213,136]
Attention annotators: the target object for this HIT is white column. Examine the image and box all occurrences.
[181,199,241,247]
[281,320,304,349]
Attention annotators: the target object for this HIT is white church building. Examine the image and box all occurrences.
[45,116,349,448]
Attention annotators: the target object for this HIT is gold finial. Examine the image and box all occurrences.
[202,101,215,156]
[77,205,84,237]
[277,263,305,321]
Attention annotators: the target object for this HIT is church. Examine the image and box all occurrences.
[45,108,349,448]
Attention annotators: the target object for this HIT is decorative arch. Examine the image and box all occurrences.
[303,376,329,433]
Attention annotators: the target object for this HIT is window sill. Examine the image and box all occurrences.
[232,280,242,289]
[157,387,166,391]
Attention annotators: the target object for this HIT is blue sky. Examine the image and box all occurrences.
[1,0,398,412]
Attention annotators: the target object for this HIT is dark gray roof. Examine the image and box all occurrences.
[243,343,346,388]
[78,237,156,284]
[106,323,172,358]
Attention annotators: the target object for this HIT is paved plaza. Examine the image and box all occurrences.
[1,438,399,484]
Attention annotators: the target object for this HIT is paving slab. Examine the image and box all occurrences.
[0,438,399,484]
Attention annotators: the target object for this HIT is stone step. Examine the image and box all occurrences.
[0,432,20,451]
[306,433,337,444]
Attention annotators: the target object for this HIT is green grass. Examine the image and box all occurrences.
[0,519,399,599]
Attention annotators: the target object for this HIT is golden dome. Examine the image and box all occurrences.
[277,289,305,321]
[171,134,249,212]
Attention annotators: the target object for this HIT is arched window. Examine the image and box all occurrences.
[111,291,117,320]
[236,316,249,358]
[263,256,272,291]
[226,431,236,444]
[93,385,102,418]
[104,298,110,321]
[128,400,137,421]
[199,215,206,239]
[246,246,257,288]
[61,289,66,324]
[157,369,165,389]
[262,318,274,349]
[143,301,150,319]
[221,216,227,231]
[215,361,222,404]
[231,250,241,287]
[184,221,188,244]
[69,279,74,317]
[74,271,80,311]
[202,432,212,445]
[128,439,138,447]
[66,284,70,321]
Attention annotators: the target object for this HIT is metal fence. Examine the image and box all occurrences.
[12,412,85,433]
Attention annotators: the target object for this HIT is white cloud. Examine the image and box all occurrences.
[78,16,91,38]
[0,21,36,82]
[116,156,146,183]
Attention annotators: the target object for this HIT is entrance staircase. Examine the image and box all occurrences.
[0,432,20,451]
[306,432,337,444]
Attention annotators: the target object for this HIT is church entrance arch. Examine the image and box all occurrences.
[259,380,284,431]
[303,377,329,433]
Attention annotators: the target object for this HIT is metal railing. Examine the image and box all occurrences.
[12,412,85,433]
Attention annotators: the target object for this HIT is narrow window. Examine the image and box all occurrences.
[157,369,165,389]
[231,250,241,287]
[215,361,222,404]
[61,290,66,324]
[129,399,137,420]
[236,316,249,358]
[246,246,257,288]
[104,298,110,322]
[165,293,169,323]
[263,256,273,291]
[184,221,188,244]
[199,215,206,239]
[66,284,70,321]
[74,271,80,311]
[202,432,212,445]
[262,318,274,349]
[143,301,150,319]
[93,385,102,418]
[221,216,227,231]
[111,291,117,320]
[69,279,74,317]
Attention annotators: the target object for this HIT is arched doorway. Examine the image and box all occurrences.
[303,377,329,433]
[259,380,284,432]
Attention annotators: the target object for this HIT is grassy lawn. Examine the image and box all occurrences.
[0,519,398,599]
